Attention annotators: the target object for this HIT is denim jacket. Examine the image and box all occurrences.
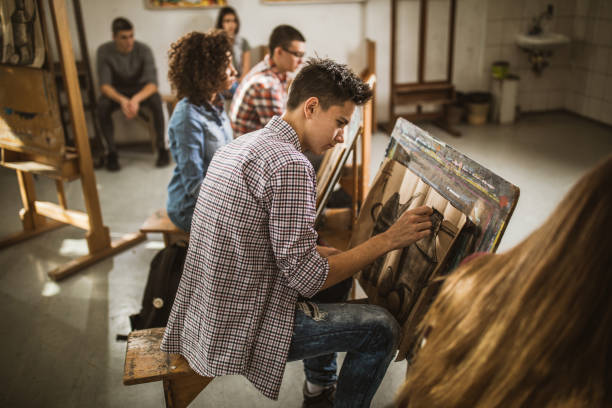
[166,97,233,231]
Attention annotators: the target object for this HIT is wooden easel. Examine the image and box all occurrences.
[359,39,377,138]
[335,39,377,221]
[0,0,145,280]
[357,38,376,206]
[316,40,377,250]
[389,0,460,136]
[53,0,104,153]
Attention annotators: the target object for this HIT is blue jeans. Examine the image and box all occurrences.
[287,294,400,407]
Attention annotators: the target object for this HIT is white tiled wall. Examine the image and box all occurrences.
[485,0,573,113]
[485,0,611,125]
[566,0,612,125]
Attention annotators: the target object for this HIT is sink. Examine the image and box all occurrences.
[515,32,570,50]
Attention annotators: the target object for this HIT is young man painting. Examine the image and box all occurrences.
[162,58,433,408]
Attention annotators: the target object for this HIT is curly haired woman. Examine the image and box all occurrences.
[166,30,237,232]
[397,155,612,408]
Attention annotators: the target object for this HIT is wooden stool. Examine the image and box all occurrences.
[123,328,213,408]
[140,209,189,247]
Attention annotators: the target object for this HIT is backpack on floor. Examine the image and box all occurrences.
[129,242,188,331]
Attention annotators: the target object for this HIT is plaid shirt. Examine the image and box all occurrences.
[161,116,329,400]
[229,55,288,136]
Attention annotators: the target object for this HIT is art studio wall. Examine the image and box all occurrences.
[55,0,491,129]
[52,0,610,132]
[484,0,612,126]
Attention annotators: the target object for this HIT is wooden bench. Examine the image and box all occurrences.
[140,209,189,247]
[123,328,213,408]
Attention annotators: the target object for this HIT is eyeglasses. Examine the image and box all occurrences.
[282,47,305,58]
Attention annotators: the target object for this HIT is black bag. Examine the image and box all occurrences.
[129,242,188,331]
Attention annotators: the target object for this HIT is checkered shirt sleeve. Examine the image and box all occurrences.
[266,162,325,294]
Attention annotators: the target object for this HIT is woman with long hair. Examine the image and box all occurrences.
[397,155,612,407]
[165,30,237,232]
[216,6,251,84]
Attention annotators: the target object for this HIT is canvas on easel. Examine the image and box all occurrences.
[0,0,45,67]
[314,40,376,242]
[350,118,519,362]
[0,0,144,280]
[0,65,64,157]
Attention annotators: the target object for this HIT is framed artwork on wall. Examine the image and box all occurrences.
[263,0,365,4]
[146,0,227,9]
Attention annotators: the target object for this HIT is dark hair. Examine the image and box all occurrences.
[286,58,372,111]
[167,30,232,106]
[112,17,133,36]
[215,6,240,34]
[268,25,305,56]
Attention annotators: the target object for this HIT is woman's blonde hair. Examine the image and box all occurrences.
[397,155,612,408]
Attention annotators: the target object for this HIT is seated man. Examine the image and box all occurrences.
[229,24,305,136]
[95,17,169,171]
[162,58,434,408]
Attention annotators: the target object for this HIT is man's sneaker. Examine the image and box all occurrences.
[106,152,120,172]
[302,382,336,408]
[156,148,170,167]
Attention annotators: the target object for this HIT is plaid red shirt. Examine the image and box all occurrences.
[161,116,329,400]
[229,55,288,136]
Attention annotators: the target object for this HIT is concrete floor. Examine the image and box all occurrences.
[0,112,611,407]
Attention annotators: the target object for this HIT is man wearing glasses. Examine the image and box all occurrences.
[230,25,305,136]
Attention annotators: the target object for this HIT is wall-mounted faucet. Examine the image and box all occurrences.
[528,4,554,36]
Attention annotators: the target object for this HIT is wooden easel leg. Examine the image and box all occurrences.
[56,179,68,209]
[0,220,65,249]
[0,170,65,249]
[351,140,358,225]
[86,225,111,254]
[17,170,46,231]
[163,376,213,408]
[434,119,461,137]
[47,231,146,281]
[434,120,461,137]
[361,99,372,205]
[50,0,112,255]
[435,106,461,137]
